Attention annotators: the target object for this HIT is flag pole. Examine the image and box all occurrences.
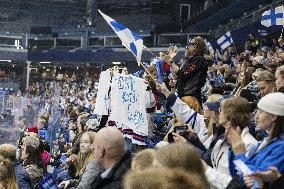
[143,45,157,57]
[136,59,156,82]
[122,43,156,81]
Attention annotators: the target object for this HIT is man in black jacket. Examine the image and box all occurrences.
[91,127,132,189]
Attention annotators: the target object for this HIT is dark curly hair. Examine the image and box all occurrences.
[190,37,208,56]
[23,145,44,168]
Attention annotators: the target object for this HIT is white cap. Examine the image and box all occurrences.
[257,92,284,116]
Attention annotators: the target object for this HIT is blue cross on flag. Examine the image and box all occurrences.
[261,5,284,27]
[98,10,143,63]
[217,31,233,50]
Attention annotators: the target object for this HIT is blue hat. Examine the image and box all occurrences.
[205,95,231,112]
[205,101,221,112]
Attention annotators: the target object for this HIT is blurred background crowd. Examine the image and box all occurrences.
[0,1,284,189]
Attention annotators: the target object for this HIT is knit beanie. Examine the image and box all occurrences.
[257,92,284,116]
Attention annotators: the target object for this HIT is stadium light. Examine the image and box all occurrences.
[112,62,121,65]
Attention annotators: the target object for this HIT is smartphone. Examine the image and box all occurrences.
[174,126,188,135]
[167,133,174,143]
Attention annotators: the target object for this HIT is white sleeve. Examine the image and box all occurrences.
[171,97,209,143]
[241,127,258,157]
[205,166,232,189]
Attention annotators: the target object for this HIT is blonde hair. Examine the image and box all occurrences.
[75,131,96,176]
[38,119,46,127]
[22,135,40,148]
[124,167,210,189]
[205,94,222,136]
[181,96,202,114]
[256,70,276,83]
[155,143,204,175]
[276,65,284,78]
[223,64,232,77]
[0,156,18,189]
[0,144,17,161]
[132,149,155,171]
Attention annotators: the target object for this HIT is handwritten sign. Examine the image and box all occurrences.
[94,70,111,115]
[109,73,148,135]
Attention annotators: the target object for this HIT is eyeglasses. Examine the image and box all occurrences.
[186,40,196,49]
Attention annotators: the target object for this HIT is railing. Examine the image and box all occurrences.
[0,93,44,145]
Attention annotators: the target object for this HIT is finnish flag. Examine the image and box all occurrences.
[217,31,233,50]
[261,5,284,27]
[205,39,214,53]
[99,10,143,62]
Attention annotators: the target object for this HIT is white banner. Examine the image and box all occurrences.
[109,73,148,135]
[94,70,111,115]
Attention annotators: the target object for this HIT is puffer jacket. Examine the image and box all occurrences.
[13,161,34,189]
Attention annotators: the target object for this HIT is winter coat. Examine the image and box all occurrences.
[13,161,34,189]
[24,164,44,187]
[68,160,103,189]
[176,55,211,104]
[91,151,132,189]
[235,134,284,174]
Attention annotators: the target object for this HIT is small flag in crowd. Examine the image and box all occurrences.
[258,29,268,36]
[205,39,214,53]
[185,38,192,50]
[261,5,284,27]
[155,58,165,84]
[98,10,143,62]
[188,37,192,44]
[214,51,219,64]
[217,31,233,50]
[39,174,58,189]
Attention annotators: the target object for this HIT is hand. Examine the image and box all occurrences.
[58,180,70,189]
[157,82,171,97]
[225,124,242,144]
[168,47,178,60]
[172,132,187,143]
[250,167,282,183]
[170,63,180,74]
[243,175,264,189]
[225,124,245,155]
[169,79,176,88]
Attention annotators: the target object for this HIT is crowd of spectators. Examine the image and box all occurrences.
[0,32,284,189]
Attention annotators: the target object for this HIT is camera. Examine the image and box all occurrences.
[174,126,188,135]
[167,126,189,143]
